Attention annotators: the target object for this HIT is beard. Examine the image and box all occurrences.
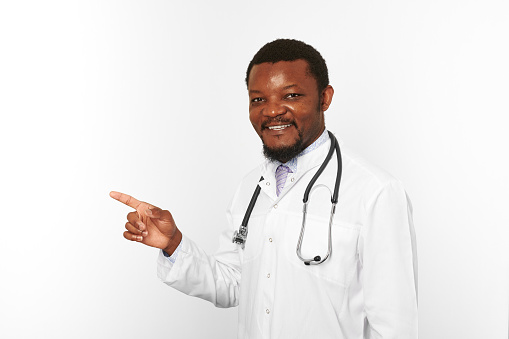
[262,129,304,163]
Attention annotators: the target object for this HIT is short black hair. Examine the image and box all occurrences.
[245,39,329,92]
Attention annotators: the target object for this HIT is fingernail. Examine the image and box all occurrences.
[142,231,148,236]
[137,221,145,230]
[138,236,143,241]
[145,209,152,216]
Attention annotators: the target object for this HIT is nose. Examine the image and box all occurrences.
[263,101,286,117]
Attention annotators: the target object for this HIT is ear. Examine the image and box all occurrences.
[320,85,334,112]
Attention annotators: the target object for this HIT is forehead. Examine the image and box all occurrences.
[247,59,317,90]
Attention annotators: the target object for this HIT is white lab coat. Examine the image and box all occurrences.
[157,134,418,338]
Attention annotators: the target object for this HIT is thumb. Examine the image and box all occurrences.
[145,206,174,222]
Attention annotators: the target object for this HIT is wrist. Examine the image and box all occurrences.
[163,228,182,256]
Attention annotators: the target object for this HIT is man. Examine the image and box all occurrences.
[110,39,418,338]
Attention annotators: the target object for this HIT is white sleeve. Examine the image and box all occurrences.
[360,180,418,338]
[156,230,242,308]
[156,184,244,309]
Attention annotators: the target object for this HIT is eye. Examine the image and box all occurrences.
[251,97,264,103]
[285,93,301,99]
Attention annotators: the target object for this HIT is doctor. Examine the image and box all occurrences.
[110,39,418,338]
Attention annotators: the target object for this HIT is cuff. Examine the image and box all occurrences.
[162,240,182,264]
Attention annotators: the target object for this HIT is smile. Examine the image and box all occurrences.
[267,124,292,131]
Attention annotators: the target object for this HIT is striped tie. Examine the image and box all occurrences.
[275,164,292,197]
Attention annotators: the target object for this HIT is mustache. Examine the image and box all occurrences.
[261,117,296,130]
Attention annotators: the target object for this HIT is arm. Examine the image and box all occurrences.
[110,190,242,308]
[157,188,243,308]
[360,180,418,338]
[157,230,242,308]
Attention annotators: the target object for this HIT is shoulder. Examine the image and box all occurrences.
[343,147,397,184]
[340,145,409,205]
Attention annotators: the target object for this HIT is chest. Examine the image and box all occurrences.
[231,167,363,286]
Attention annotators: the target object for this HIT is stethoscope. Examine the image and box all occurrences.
[232,131,342,265]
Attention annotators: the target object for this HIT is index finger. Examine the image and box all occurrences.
[109,191,142,209]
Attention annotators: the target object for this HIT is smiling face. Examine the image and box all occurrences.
[248,59,334,163]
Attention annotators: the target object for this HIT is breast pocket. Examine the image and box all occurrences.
[283,212,360,287]
[231,213,266,263]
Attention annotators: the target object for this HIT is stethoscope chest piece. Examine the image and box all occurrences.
[232,226,248,249]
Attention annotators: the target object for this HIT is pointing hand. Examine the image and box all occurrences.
[109,191,182,255]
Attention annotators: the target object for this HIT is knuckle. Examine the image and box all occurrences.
[163,210,174,221]
[127,211,137,221]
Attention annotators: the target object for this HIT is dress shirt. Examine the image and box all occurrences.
[272,128,329,174]
[157,130,418,338]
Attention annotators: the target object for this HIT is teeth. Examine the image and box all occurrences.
[268,124,291,131]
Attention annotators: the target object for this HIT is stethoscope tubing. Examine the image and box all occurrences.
[233,131,343,266]
[297,132,341,265]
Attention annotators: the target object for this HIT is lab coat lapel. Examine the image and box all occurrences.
[258,137,333,202]
[258,161,279,202]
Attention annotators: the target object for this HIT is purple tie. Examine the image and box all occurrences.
[275,164,292,197]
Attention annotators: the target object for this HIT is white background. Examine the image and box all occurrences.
[0,1,507,338]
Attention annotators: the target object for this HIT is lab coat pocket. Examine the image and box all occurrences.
[283,212,360,287]
[231,213,266,263]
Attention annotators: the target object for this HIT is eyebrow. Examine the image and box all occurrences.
[249,84,299,95]
[283,84,298,90]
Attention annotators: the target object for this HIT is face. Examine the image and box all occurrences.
[248,59,334,163]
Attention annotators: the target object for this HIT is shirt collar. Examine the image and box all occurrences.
[272,129,329,174]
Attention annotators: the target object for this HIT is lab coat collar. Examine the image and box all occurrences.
[258,130,342,202]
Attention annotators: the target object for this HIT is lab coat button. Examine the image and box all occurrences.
[266,182,270,186]
[266,309,270,314]
[274,204,278,209]
[291,178,295,182]
[267,273,270,278]
[269,238,273,242]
